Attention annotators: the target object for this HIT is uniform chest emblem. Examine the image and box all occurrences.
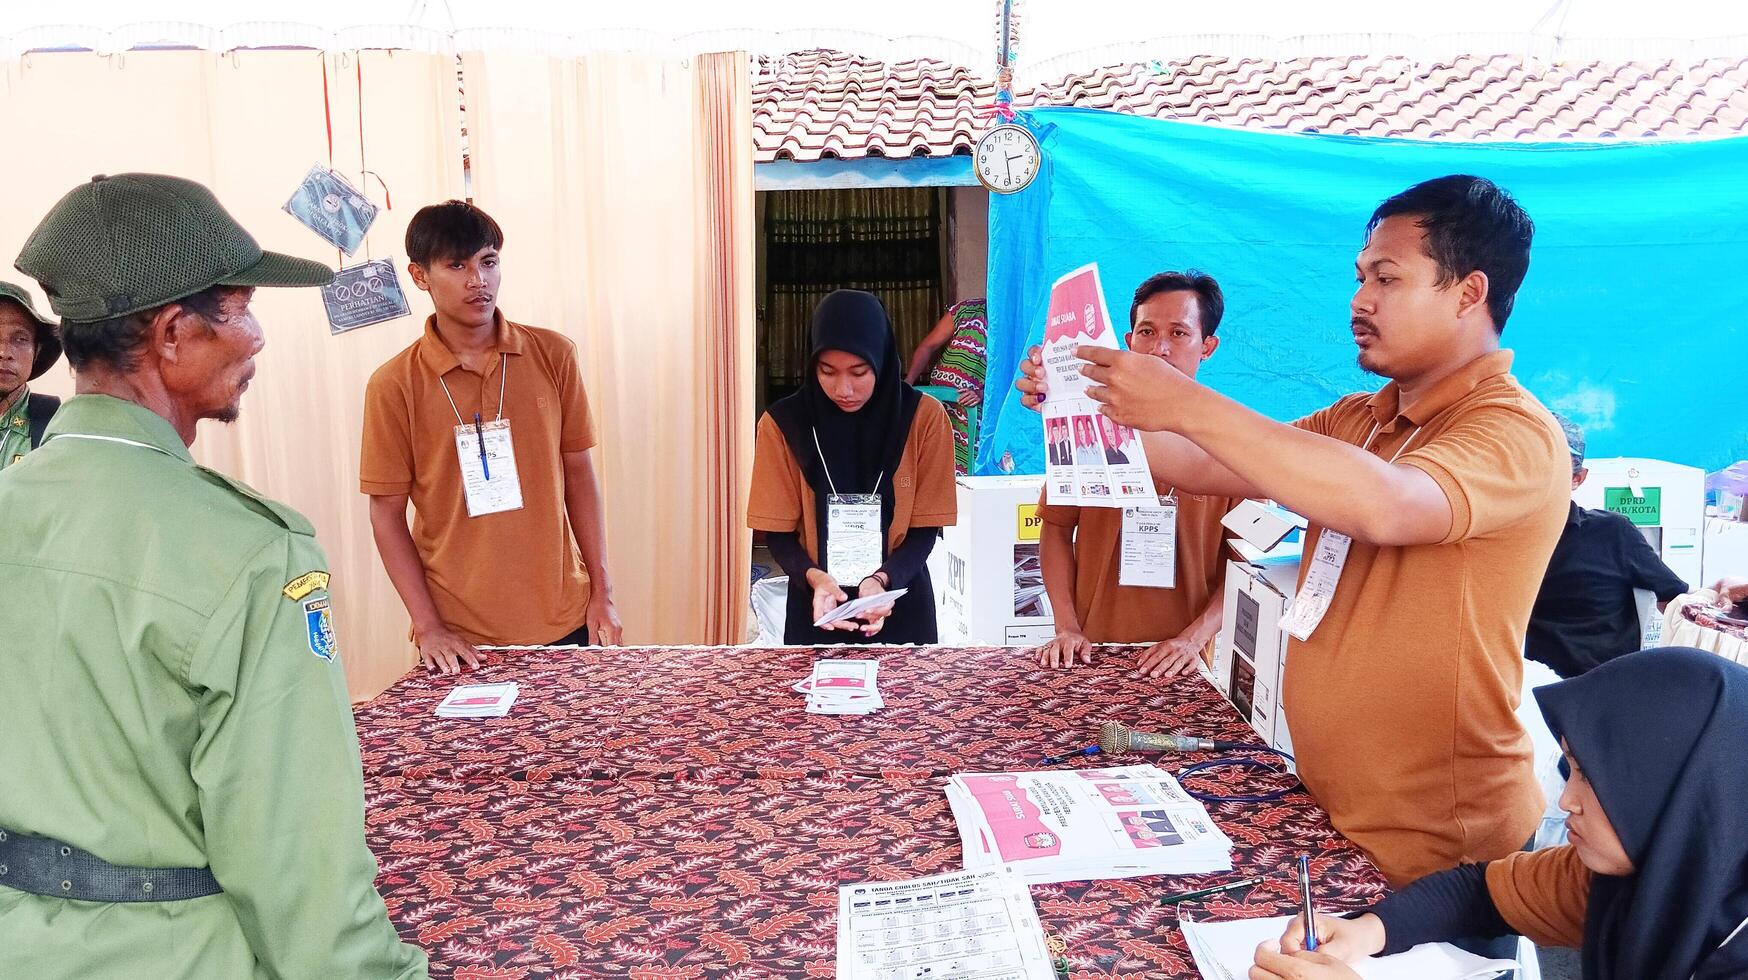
[303,596,338,662]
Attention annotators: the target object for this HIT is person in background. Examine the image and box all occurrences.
[0,173,425,979]
[905,298,988,475]
[1035,272,1236,681]
[0,282,62,470]
[751,289,957,644]
[362,201,622,675]
[1019,176,1568,889]
[1253,647,1748,980]
[1525,414,1688,678]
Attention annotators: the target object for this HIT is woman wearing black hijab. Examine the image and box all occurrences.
[749,290,958,645]
[1251,646,1748,980]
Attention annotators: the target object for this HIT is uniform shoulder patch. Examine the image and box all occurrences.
[283,571,332,601]
[303,596,338,662]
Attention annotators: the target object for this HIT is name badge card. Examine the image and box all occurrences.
[1119,496,1178,588]
[454,418,524,517]
[1280,528,1352,640]
[826,492,883,585]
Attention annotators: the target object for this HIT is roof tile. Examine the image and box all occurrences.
[753,51,1748,161]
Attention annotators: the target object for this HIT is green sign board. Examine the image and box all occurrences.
[1603,486,1663,526]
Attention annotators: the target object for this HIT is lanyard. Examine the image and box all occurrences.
[437,353,508,426]
[810,427,886,497]
[48,432,181,460]
[1359,420,1423,463]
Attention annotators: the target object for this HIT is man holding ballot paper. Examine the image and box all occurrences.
[1035,271,1237,680]
[1017,175,1570,889]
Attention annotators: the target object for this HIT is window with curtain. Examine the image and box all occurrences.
[761,187,944,403]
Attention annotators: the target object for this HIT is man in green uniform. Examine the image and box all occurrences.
[0,281,62,469]
[0,174,428,979]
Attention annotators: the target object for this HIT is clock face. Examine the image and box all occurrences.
[975,125,1041,194]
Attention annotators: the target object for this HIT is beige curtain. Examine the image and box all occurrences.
[1,50,459,699]
[458,49,755,649]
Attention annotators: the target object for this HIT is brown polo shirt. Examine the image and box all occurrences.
[1485,846,1591,949]
[1286,350,1568,886]
[1037,483,1235,643]
[360,312,597,646]
[747,397,958,560]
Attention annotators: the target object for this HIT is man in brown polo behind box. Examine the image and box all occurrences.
[362,201,621,673]
[1018,175,1568,889]
[1034,271,1237,680]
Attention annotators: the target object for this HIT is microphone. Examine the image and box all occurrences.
[1099,721,1219,755]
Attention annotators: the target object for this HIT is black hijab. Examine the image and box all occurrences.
[1534,647,1748,980]
[768,290,922,546]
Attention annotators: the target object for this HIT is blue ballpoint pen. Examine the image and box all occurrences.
[473,412,491,480]
[1298,854,1319,951]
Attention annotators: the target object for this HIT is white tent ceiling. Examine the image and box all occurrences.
[5,0,1747,70]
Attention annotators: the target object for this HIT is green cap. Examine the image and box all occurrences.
[0,281,61,380]
[14,173,334,323]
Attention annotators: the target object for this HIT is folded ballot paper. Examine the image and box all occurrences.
[796,659,884,715]
[813,589,908,628]
[946,765,1233,884]
[1180,915,1518,980]
[434,682,520,719]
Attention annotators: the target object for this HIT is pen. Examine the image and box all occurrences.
[473,412,490,480]
[1298,854,1319,951]
[1157,873,1269,905]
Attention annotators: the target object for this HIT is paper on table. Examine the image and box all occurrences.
[836,865,1057,980]
[814,588,908,627]
[946,765,1232,885]
[434,682,520,719]
[804,659,885,715]
[1179,914,1518,980]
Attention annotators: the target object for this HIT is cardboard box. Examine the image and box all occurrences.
[1210,540,1302,756]
[939,475,1057,646]
[1573,457,1706,589]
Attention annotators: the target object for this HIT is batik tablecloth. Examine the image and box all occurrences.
[356,645,1386,977]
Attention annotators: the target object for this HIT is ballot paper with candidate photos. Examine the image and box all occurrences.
[284,164,379,255]
[1040,263,1157,506]
[946,765,1232,884]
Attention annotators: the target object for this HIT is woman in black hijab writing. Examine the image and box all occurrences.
[749,290,957,645]
[1253,646,1748,980]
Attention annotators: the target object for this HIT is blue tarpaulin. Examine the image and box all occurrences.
[977,107,1748,476]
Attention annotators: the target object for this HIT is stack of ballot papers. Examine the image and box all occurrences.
[434,682,520,719]
[796,659,884,715]
[836,866,1057,980]
[946,765,1234,884]
[814,588,908,628]
[1180,914,1518,980]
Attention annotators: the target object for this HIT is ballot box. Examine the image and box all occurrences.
[939,475,1057,646]
[1211,540,1302,755]
[1574,457,1705,588]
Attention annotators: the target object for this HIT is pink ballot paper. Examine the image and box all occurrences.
[945,765,1233,884]
[1040,263,1157,506]
[801,659,883,716]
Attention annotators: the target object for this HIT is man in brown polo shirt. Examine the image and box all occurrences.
[361,201,621,674]
[1036,271,1236,679]
[1018,175,1567,888]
